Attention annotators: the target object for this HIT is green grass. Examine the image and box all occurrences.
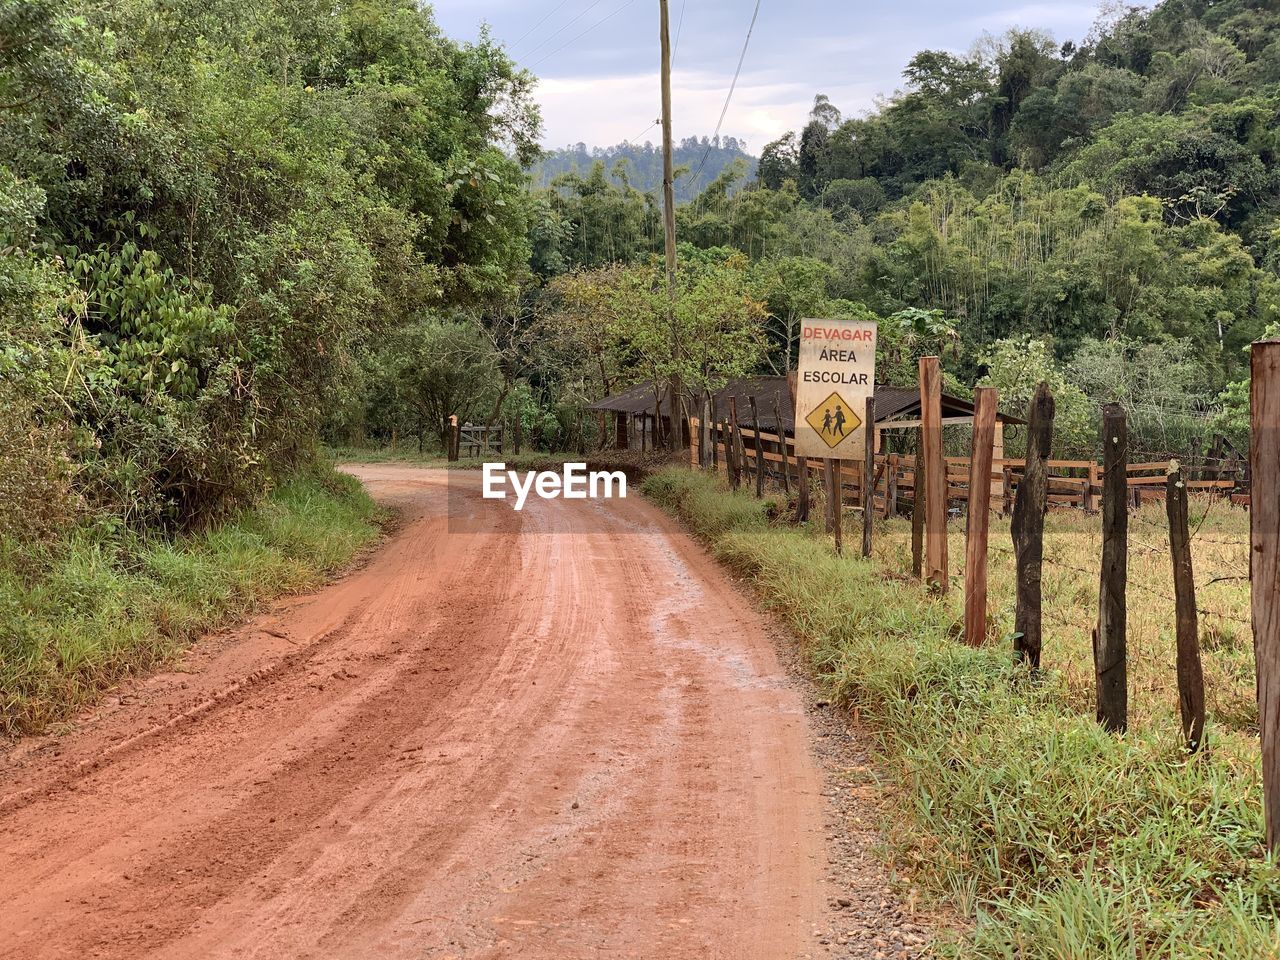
[0,466,382,737]
[643,468,1280,960]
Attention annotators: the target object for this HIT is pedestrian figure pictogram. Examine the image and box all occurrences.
[804,392,861,449]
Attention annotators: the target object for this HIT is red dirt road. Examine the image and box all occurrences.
[0,465,831,959]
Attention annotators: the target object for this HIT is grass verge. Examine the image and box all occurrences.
[0,465,382,737]
[643,467,1280,960]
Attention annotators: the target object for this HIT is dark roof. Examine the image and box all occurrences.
[589,376,1024,432]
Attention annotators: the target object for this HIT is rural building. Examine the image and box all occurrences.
[589,376,1023,454]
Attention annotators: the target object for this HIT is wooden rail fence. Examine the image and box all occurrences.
[687,417,1242,514]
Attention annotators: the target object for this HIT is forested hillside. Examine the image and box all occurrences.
[512,0,1280,459]
[528,137,757,203]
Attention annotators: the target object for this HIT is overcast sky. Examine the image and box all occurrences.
[430,1,1150,152]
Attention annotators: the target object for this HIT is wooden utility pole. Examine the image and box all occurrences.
[1012,384,1053,668]
[658,0,683,451]
[964,387,998,646]
[862,397,876,558]
[1251,341,1280,853]
[1096,402,1129,734]
[920,357,947,591]
[1166,463,1205,753]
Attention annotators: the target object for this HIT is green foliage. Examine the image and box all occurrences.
[980,337,1095,455]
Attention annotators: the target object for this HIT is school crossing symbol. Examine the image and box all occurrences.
[803,391,862,450]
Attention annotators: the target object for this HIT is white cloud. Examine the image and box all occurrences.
[536,68,879,152]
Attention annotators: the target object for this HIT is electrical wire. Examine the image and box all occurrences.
[527,0,639,70]
[687,0,763,194]
[510,0,575,50]
[520,0,609,60]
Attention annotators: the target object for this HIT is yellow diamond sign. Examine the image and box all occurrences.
[804,392,861,450]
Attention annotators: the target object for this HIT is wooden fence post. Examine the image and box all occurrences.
[1002,465,1013,516]
[863,396,876,558]
[749,396,765,498]
[1096,402,1129,734]
[1012,383,1054,668]
[823,458,836,533]
[733,400,750,489]
[773,392,791,496]
[797,456,810,522]
[727,398,741,490]
[1251,340,1280,854]
[920,357,947,591]
[1085,462,1098,513]
[887,454,899,518]
[964,387,998,646]
[453,416,463,462]
[1166,463,1205,753]
[912,428,925,579]
[831,458,844,555]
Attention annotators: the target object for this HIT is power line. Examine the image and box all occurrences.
[527,0,639,70]
[687,0,763,194]
[510,0,575,49]
[672,0,688,65]
[520,0,609,59]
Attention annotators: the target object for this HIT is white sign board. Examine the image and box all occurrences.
[793,317,877,460]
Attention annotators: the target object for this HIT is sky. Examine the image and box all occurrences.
[430,1,1151,153]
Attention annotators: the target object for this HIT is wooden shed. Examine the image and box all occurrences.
[588,376,1023,454]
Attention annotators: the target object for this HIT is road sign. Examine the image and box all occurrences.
[793,318,877,460]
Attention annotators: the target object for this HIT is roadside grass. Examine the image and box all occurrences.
[643,468,1280,960]
[0,466,382,737]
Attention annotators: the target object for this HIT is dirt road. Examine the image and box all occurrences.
[0,465,833,959]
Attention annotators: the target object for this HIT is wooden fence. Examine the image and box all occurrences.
[690,355,1276,854]
[688,417,1244,514]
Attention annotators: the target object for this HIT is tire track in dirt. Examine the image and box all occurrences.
[0,466,834,959]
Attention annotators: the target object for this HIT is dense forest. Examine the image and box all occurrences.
[478,0,1280,462]
[1,0,538,540]
[528,137,757,203]
[6,0,1280,544]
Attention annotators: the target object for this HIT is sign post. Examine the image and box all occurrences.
[793,317,877,462]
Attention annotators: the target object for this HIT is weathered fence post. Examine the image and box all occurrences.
[1166,462,1206,753]
[1251,341,1280,854]
[448,415,460,463]
[1096,402,1129,733]
[862,397,876,558]
[773,392,791,496]
[912,428,925,579]
[1012,383,1053,668]
[964,387,998,646]
[887,454,899,519]
[1085,462,1098,512]
[1002,465,1014,516]
[920,356,947,591]
[727,398,742,490]
[797,456,810,522]
[831,458,844,555]
[749,396,765,498]
[733,399,750,489]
